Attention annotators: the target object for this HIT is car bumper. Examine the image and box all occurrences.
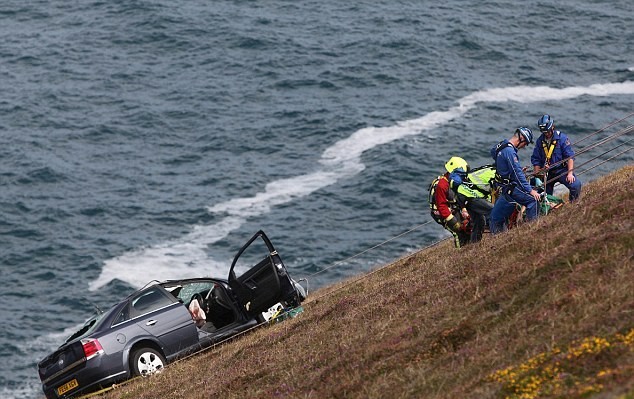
[41,356,127,399]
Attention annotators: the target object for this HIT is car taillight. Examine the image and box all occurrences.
[81,338,104,360]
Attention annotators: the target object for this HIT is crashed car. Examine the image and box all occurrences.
[38,231,306,399]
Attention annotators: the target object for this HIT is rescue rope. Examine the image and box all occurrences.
[529,123,633,178]
[576,146,633,175]
[542,126,633,187]
[571,111,633,147]
[306,235,450,303]
[545,139,633,185]
[302,220,435,279]
[575,124,632,158]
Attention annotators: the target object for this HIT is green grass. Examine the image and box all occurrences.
[95,165,634,399]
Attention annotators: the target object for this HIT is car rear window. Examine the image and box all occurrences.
[132,288,173,316]
[64,313,105,344]
[112,287,175,326]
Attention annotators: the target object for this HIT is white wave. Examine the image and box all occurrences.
[460,82,634,104]
[88,217,243,291]
[208,170,346,216]
[89,243,212,291]
[321,109,466,167]
[89,81,634,291]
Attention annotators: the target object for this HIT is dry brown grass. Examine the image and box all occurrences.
[96,166,634,399]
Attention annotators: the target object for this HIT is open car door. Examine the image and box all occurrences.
[228,231,300,319]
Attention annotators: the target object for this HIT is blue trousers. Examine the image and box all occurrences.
[545,170,582,201]
[490,187,539,234]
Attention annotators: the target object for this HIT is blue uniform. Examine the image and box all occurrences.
[530,130,582,200]
[490,140,538,233]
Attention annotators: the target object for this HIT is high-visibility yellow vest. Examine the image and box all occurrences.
[457,165,496,201]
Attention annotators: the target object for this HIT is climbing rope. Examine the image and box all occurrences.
[547,141,633,184]
[302,220,435,280]
[306,234,449,303]
[572,111,633,147]
[529,122,633,179]
[541,124,633,187]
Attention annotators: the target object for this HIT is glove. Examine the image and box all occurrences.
[460,218,470,232]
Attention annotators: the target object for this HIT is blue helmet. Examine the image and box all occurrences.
[515,127,534,144]
[537,114,554,133]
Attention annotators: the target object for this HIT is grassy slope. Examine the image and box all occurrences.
[99,166,634,399]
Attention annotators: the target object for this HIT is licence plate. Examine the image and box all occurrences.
[57,379,79,396]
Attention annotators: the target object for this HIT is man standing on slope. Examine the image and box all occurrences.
[531,114,582,201]
[490,127,541,233]
[429,157,471,248]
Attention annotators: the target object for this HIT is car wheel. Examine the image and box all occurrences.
[131,347,166,377]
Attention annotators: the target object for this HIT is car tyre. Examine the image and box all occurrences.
[131,347,166,377]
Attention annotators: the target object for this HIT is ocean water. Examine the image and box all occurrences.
[1,1,633,397]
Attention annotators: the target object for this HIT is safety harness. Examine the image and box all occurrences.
[428,174,470,248]
[428,175,445,210]
[428,175,458,211]
[492,141,514,188]
[539,132,565,191]
[542,137,557,167]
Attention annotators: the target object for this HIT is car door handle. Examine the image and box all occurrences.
[146,320,157,326]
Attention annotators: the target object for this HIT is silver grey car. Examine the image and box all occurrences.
[38,231,306,398]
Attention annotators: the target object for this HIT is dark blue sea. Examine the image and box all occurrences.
[1,1,633,397]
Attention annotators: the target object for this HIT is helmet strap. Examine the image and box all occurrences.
[516,131,524,144]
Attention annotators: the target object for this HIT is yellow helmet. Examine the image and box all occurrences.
[445,157,469,174]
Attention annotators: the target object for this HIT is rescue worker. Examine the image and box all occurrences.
[490,127,541,234]
[456,164,495,243]
[531,114,582,201]
[429,157,470,248]
[459,164,496,202]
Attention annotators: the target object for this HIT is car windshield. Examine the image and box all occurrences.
[165,282,215,305]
